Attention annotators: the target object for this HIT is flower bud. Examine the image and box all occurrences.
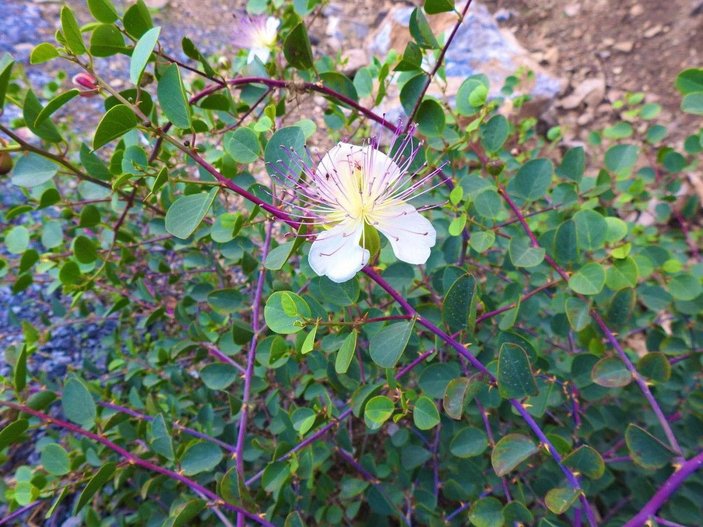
[72,72,99,97]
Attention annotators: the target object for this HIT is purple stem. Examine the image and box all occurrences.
[653,516,691,527]
[0,500,42,526]
[497,182,684,460]
[235,222,274,526]
[0,401,273,527]
[363,267,597,527]
[99,400,237,454]
[476,400,512,501]
[445,502,471,522]
[623,451,703,527]
[204,343,246,374]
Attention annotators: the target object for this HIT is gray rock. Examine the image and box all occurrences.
[367,2,564,118]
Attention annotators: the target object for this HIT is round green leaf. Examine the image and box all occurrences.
[62,376,96,428]
[469,497,505,527]
[93,104,138,150]
[625,424,672,470]
[226,128,260,164]
[497,342,539,399]
[508,158,553,201]
[568,262,606,295]
[668,273,702,301]
[5,226,30,254]
[73,236,98,264]
[263,291,311,334]
[491,433,537,476]
[637,353,671,383]
[449,426,488,458]
[369,320,414,368]
[200,364,238,390]
[591,357,632,388]
[165,188,218,239]
[180,442,223,476]
[364,395,394,428]
[413,396,440,430]
[41,443,71,476]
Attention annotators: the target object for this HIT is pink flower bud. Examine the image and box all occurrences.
[72,73,99,97]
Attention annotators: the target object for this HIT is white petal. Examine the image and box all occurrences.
[265,17,280,36]
[308,221,369,283]
[371,202,436,265]
[248,47,270,64]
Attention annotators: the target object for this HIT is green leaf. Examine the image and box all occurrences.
[129,27,161,86]
[605,288,636,328]
[283,23,314,70]
[681,92,703,115]
[200,364,238,390]
[262,461,291,493]
[211,212,242,243]
[424,0,454,14]
[123,0,153,39]
[335,331,358,374]
[469,230,495,253]
[90,24,126,57]
[469,497,505,527]
[5,226,30,254]
[491,433,538,476]
[264,291,311,334]
[320,72,359,104]
[60,6,86,55]
[226,128,260,164]
[413,396,440,430]
[41,443,71,475]
[563,445,605,479]
[637,353,671,383]
[676,68,703,94]
[442,274,478,334]
[149,414,175,460]
[568,263,605,295]
[157,63,192,129]
[87,0,119,23]
[24,90,63,143]
[59,261,82,285]
[34,90,80,127]
[0,54,16,108]
[625,424,672,470]
[573,209,607,250]
[417,99,445,136]
[0,419,29,450]
[545,487,579,515]
[509,236,545,268]
[409,8,439,48]
[606,257,638,290]
[300,324,317,355]
[400,73,429,116]
[556,146,585,182]
[668,273,702,301]
[14,346,27,393]
[395,42,422,71]
[62,376,97,428]
[180,442,223,476]
[75,462,116,513]
[364,396,394,428]
[369,320,414,368]
[508,158,553,201]
[565,297,590,332]
[481,115,509,152]
[604,144,639,174]
[11,153,58,188]
[265,126,307,178]
[93,104,138,150]
[291,408,316,435]
[443,377,479,420]
[171,499,206,527]
[30,43,59,64]
[497,342,539,399]
[265,241,295,270]
[165,188,218,239]
[72,235,98,264]
[449,426,488,458]
[554,220,578,265]
[207,289,243,314]
[591,357,632,388]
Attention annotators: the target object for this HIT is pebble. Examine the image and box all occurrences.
[644,24,663,38]
[613,41,634,53]
[564,3,581,17]
[630,4,644,16]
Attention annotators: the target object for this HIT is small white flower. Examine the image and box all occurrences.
[273,133,438,283]
[233,15,280,64]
